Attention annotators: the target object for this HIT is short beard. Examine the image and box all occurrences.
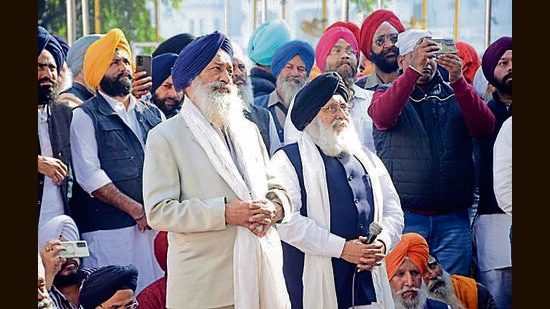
[393,281,429,309]
[369,47,399,74]
[427,270,465,309]
[52,266,86,288]
[277,75,306,106]
[99,71,133,97]
[305,117,363,157]
[38,79,60,106]
[496,72,512,96]
[194,78,244,129]
[325,61,357,89]
[237,80,255,110]
[152,93,182,118]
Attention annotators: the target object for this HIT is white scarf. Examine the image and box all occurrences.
[181,99,290,309]
[297,132,395,309]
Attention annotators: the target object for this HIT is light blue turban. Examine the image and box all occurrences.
[66,34,103,75]
[247,18,291,66]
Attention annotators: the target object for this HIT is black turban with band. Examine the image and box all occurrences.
[291,72,349,131]
[171,31,233,91]
[79,264,138,309]
[153,32,196,57]
[38,26,65,74]
[152,53,178,93]
[482,36,512,87]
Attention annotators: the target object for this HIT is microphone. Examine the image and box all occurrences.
[364,222,383,244]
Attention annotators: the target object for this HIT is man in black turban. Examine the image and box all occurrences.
[79,264,138,309]
[37,26,73,227]
[270,72,404,309]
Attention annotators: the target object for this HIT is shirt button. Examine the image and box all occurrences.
[354,199,360,204]
[359,224,364,229]
[348,175,353,181]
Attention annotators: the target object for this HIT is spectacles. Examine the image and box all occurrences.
[329,46,356,57]
[321,102,350,116]
[99,300,139,309]
[374,33,399,47]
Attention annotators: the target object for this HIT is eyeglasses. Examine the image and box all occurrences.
[329,46,357,57]
[99,300,139,309]
[321,102,350,116]
[374,33,399,47]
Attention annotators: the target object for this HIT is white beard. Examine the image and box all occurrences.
[427,270,466,309]
[305,117,363,157]
[237,80,255,110]
[277,74,306,106]
[193,78,245,129]
[393,281,429,309]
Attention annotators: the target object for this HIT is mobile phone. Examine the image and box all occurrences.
[135,54,152,78]
[58,240,90,258]
[433,38,457,55]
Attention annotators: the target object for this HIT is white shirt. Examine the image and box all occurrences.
[70,91,145,194]
[350,84,376,153]
[38,106,65,228]
[493,116,512,215]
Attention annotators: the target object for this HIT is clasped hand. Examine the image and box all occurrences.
[225,198,277,237]
[341,238,385,272]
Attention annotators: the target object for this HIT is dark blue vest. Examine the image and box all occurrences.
[70,95,162,233]
[281,143,377,309]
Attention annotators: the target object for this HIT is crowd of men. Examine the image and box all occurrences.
[38,8,511,309]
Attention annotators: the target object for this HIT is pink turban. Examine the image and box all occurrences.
[359,9,405,60]
[326,21,361,43]
[315,26,359,72]
[385,233,429,279]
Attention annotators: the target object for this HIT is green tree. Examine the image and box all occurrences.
[350,0,393,18]
[38,0,183,43]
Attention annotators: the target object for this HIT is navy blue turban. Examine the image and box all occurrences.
[291,72,349,131]
[482,36,512,87]
[52,34,69,58]
[171,31,233,91]
[152,53,178,93]
[79,264,138,309]
[153,32,196,57]
[38,26,65,74]
[270,40,315,78]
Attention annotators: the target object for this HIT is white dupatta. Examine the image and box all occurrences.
[296,132,395,309]
[181,99,290,309]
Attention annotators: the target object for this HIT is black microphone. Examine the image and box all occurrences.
[364,222,383,244]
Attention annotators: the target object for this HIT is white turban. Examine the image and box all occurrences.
[396,29,432,56]
[38,215,80,252]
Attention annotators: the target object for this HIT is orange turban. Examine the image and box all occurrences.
[385,233,429,279]
[83,28,132,89]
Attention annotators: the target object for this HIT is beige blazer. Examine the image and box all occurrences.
[143,113,289,308]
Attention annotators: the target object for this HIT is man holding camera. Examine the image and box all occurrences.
[367,29,496,277]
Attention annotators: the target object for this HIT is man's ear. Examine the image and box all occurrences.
[397,55,405,70]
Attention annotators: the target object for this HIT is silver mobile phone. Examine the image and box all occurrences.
[58,240,90,258]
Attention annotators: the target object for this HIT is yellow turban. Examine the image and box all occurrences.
[385,233,429,279]
[83,28,132,89]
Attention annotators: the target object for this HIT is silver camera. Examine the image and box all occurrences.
[58,240,90,258]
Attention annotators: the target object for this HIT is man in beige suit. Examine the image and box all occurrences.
[142,31,292,309]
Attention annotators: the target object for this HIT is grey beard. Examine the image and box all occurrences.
[277,75,305,106]
[194,78,244,129]
[393,282,429,309]
[325,61,357,90]
[237,80,255,110]
[428,271,466,309]
[305,117,363,157]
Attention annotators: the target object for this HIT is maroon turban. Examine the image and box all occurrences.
[359,9,405,60]
[482,36,512,87]
[154,231,168,272]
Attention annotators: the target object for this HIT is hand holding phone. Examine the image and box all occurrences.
[133,55,153,98]
[58,240,90,258]
[433,38,457,56]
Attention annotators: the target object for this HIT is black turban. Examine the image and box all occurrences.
[171,30,233,91]
[38,26,65,74]
[153,32,196,57]
[79,264,138,309]
[291,72,349,131]
[482,36,512,87]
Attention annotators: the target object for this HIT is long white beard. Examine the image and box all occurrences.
[305,117,363,157]
[237,80,255,110]
[393,282,429,309]
[194,78,245,129]
[277,75,306,106]
[428,270,466,309]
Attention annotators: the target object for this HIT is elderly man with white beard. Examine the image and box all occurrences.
[270,72,404,309]
[142,31,292,309]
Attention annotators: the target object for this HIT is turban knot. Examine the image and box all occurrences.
[38,26,66,74]
[83,28,132,89]
[172,31,233,91]
[360,9,405,60]
[482,36,512,87]
[271,40,315,78]
[79,264,138,309]
[247,18,292,66]
[153,33,196,57]
[396,29,432,56]
[316,26,359,72]
[66,34,102,75]
[152,53,178,93]
[385,233,429,279]
[291,72,348,131]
